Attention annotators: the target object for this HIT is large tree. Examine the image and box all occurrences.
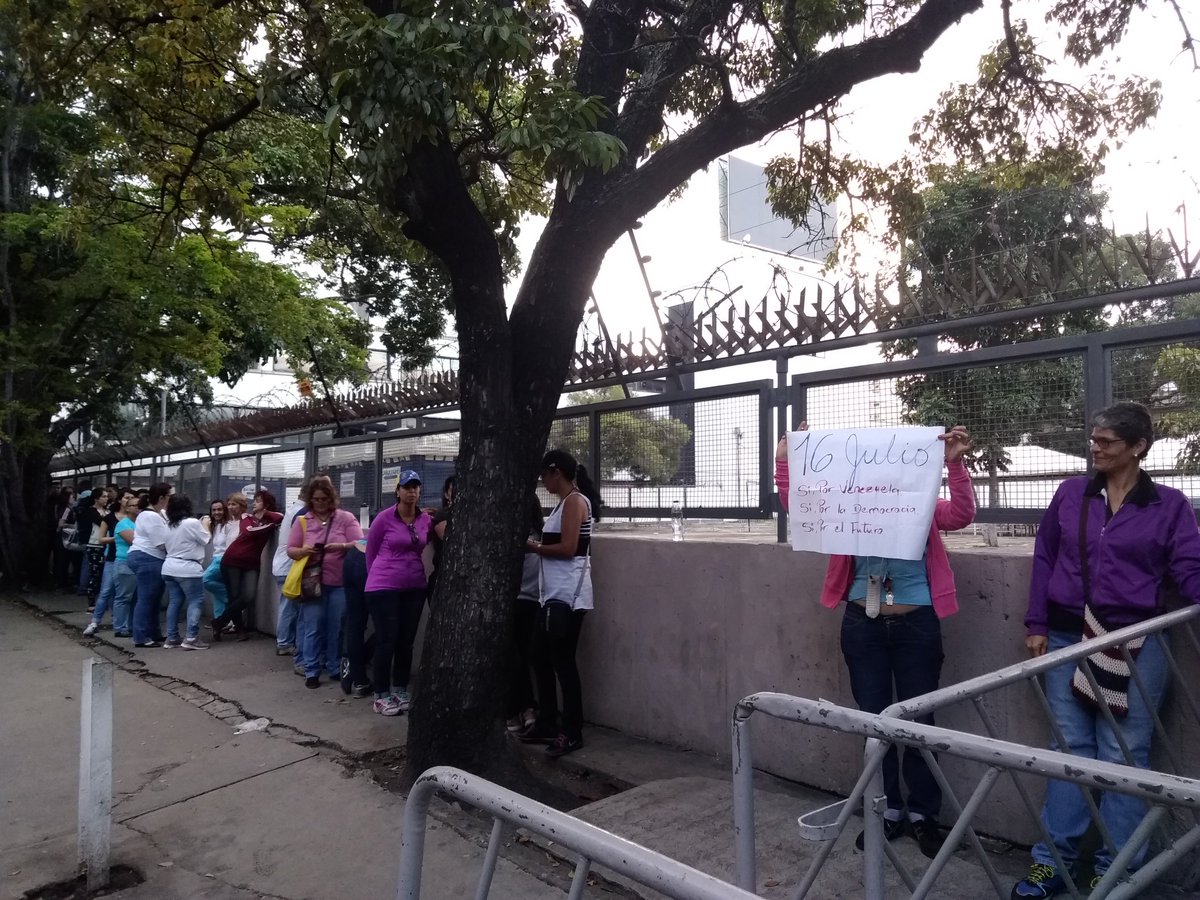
[10,0,1189,780]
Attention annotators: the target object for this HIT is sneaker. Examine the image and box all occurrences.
[1011,863,1067,899]
[505,716,525,733]
[82,622,99,637]
[181,637,209,650]
[373,696,402,716]
[855,816,907,851]
[86,605,95,613]
[545,734,583,759]
[351,682,373,698]
[393,690,411,712]
[134,641,162,648]
[275,645,295,656]
[517,722,558,745]
[305,676,320,689]
[909,817,945,860]
[113,631,131,638]
[163,638,183,649]
[293,664,306,677]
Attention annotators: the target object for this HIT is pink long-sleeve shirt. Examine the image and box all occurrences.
[287,509,364,586]
[775,455,976,618]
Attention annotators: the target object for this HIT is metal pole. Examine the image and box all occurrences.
[732,704,756,891]
[775,355,788,544]
[566,855,593,900]
[472,818,508,900]
[78,659,113,892]
[862,739,886,900]
[395,774,435,900]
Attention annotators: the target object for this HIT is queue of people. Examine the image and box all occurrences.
[56,400,1198,891]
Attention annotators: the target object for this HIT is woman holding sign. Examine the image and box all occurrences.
[775,423,975,859]
[1012,403,1200,900]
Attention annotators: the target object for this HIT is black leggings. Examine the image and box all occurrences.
[507,598,540,718]
[530,603,587,740]
[365,589,425,693]
[221,564,259,630]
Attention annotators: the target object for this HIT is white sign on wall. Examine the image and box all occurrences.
[340,472,356,498]
[786,427,944,560]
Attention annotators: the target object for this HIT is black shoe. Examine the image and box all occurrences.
[909,817,945,860]
[351,682,373,698]
[855,817,907,850]
[517,722,558,745]
[305,676,320,689]
[134,641,162,648]
[545,734,583,758]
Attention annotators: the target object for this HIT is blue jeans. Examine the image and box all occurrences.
[91,561,117,626]
[296,585,346,678]
[128,550,166,644]
[111,560,136,633]
[164,574,205,641]
[840,603,944,818]
[1032,628,1170,875]
[203,556,227,619]
[275,575,299,648]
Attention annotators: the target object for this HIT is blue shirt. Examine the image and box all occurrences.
[114,517,135,561]
[849,555,932,606]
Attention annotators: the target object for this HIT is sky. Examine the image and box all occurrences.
[510,0,1200,390]
[222,1,1199,408]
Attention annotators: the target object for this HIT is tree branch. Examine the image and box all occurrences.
[151,95,263,251]
[606,0,983,224]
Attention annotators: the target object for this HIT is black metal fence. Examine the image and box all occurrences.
[788,318,1200,524]
[50,319,1200,531]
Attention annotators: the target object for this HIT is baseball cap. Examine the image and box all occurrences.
[78,490,92,501]
[396,470,421,487]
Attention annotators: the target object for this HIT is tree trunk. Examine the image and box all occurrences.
[403,201,618,783]
[0,436,54,591]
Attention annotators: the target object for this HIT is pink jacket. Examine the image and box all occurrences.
[775,456,976,619]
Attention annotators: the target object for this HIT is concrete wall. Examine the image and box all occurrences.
[577,535,1200,843]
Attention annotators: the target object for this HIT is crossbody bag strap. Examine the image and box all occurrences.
[315,516,334,568]
[571,498,592,604]
[1078,490,1091,607]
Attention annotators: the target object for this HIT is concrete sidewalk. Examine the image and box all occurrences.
[5,590,1196,900]
[0,596,601,900]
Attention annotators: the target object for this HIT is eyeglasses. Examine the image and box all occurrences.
[310,495,331,503]
[1089,436,1127,450]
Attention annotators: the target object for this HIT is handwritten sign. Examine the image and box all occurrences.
[787,427,944,560]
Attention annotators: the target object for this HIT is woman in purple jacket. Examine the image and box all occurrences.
[1014,402,1200,899]
[364,470,433,716]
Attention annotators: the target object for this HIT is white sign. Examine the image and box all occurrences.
[340,471,356,498]
[787,427,944,560]
[381,466,405,495]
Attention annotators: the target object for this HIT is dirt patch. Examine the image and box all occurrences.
[22,865,143,899]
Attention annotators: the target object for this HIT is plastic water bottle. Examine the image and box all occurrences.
[671,500,685,541]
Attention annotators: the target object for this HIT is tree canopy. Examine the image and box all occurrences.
[3,0,1193,776]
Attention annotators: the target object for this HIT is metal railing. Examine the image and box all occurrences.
[397,766,761,900]
[732,606,1200,900]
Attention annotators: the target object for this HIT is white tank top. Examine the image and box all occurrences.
[540,492,593,611]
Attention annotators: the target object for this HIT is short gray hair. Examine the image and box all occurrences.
[1092,402,1154,459]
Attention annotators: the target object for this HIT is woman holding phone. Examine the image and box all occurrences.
[288,476,363,689]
